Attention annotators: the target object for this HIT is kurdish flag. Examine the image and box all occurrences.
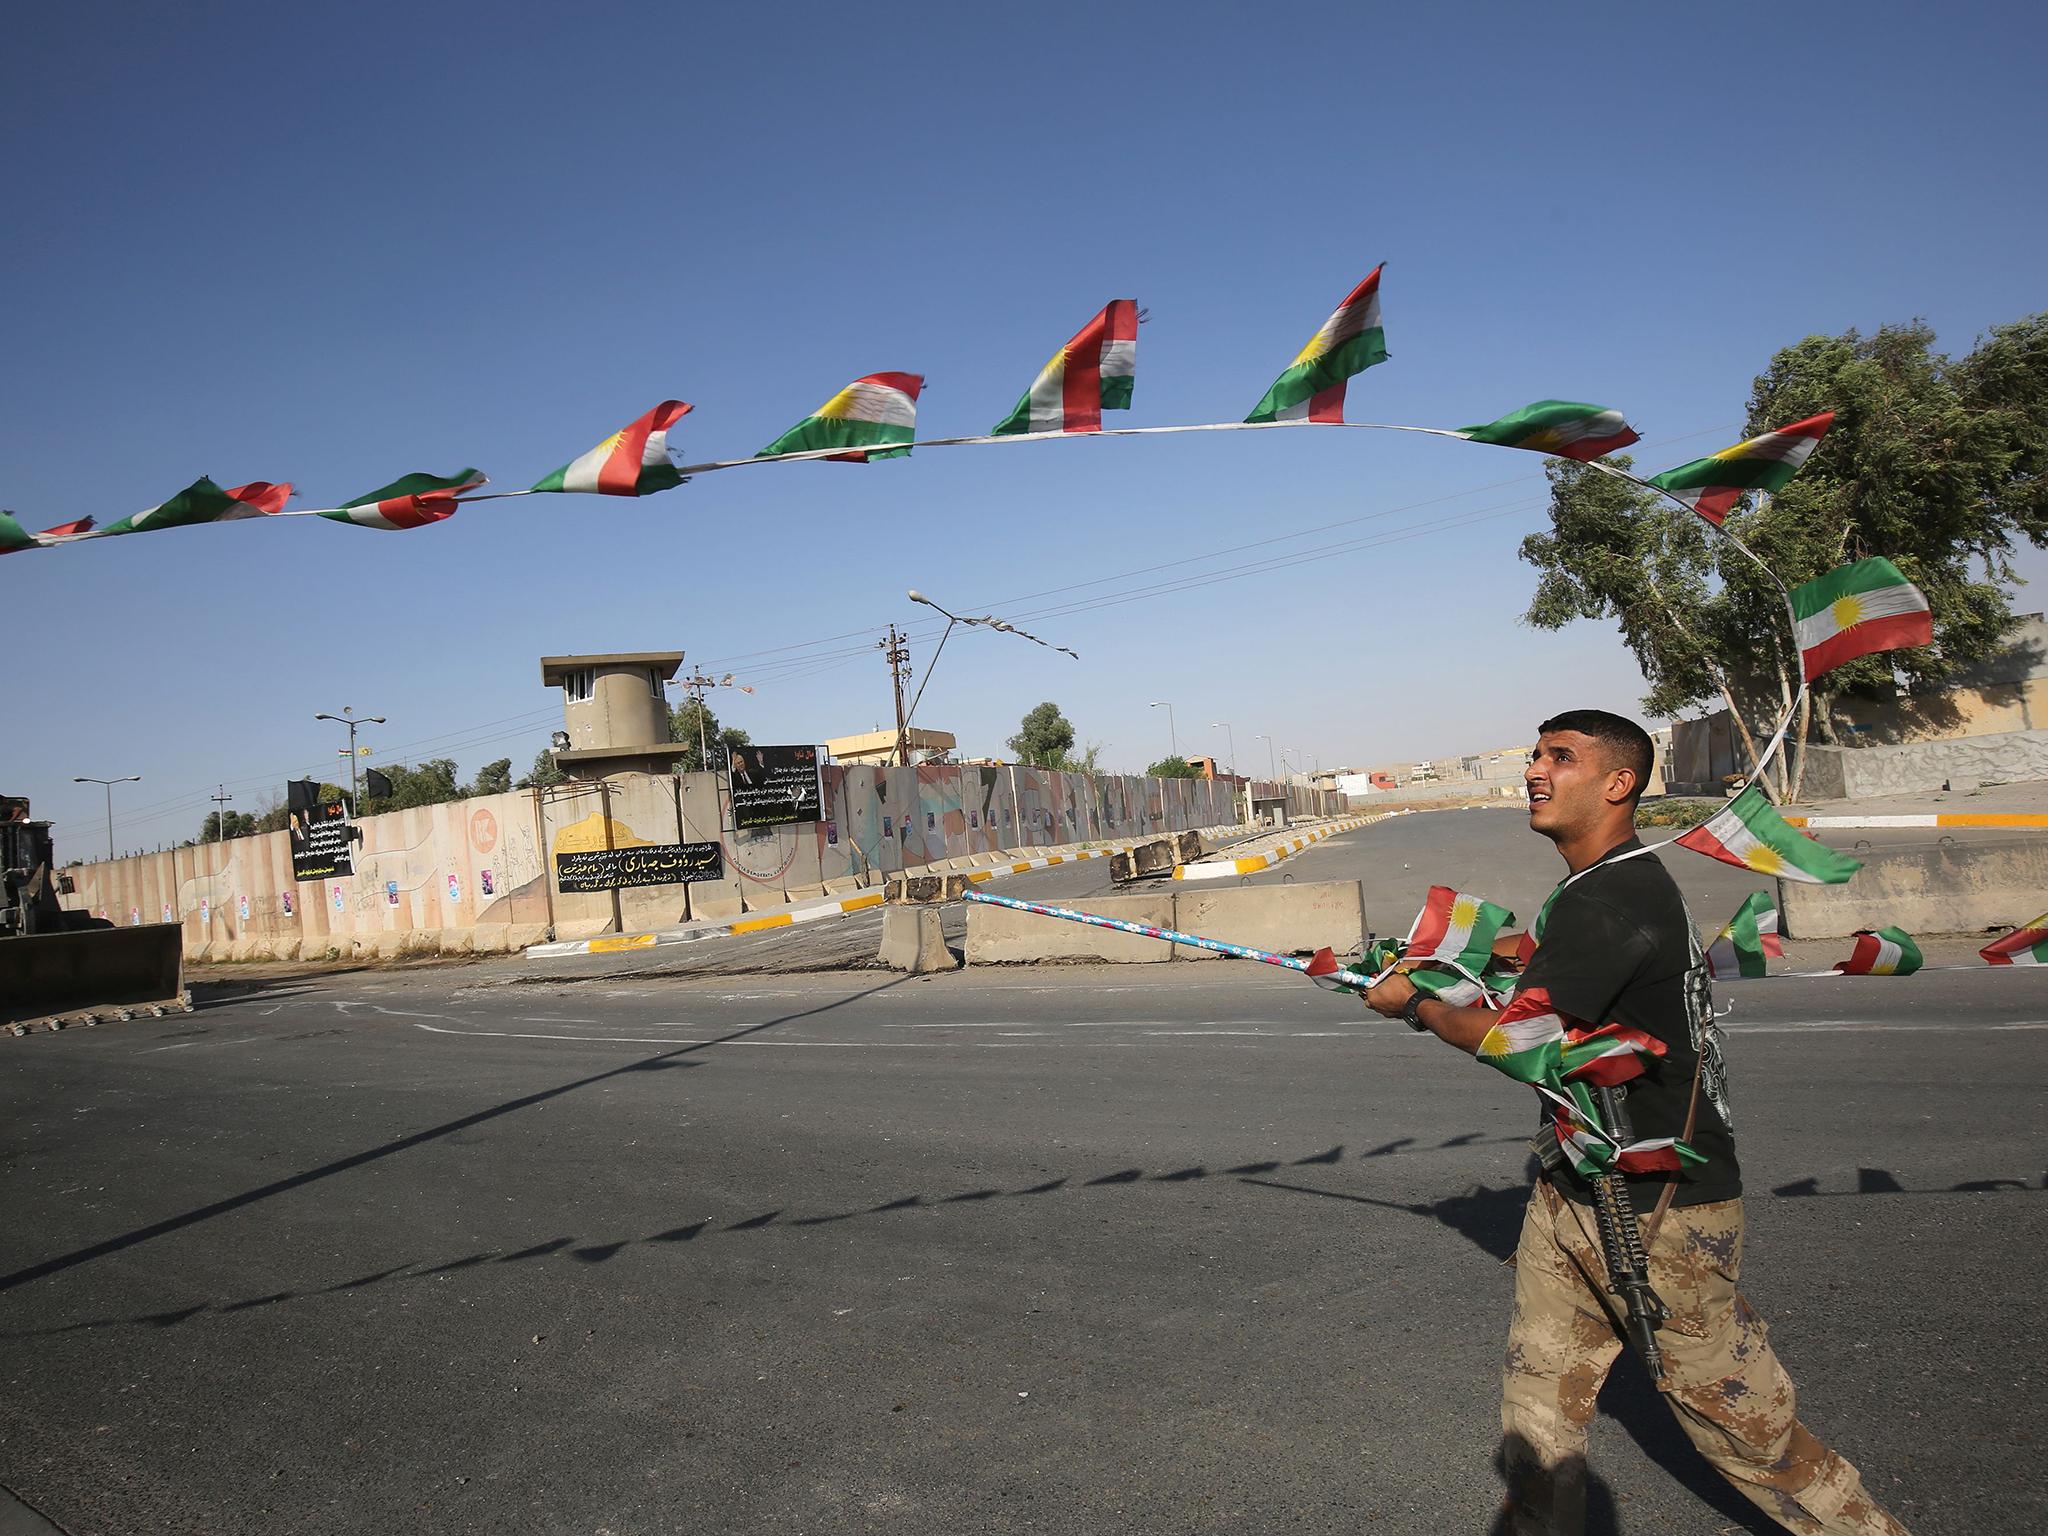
[1676,786,1863,885]
[1404,885,1515,974]
[1559,1021,1667,1089]
[1705,890,1783,979]
[0,510,36,555]
[1410,967,1517,1008]
[319,470,487,531]
[533,401,690,495]
[1456,401,1640,462]
[1647,412,1834,525]
[759,373,922,462]
[992,300,1138,436]
[1980,913,2048,966]
[1834,927,1923,976]
[1474,987,1567,1084]
[1791,557,1933,681]
[97,477,293,537]
[1246,266,1387,424]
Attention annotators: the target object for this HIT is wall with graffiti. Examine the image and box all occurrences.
[58,766,1337,958]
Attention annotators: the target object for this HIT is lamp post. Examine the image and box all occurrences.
[671,669,754,770]
[1253,733,1277,780]
[1148,700,1178,763]
[1210,722,1237,778]
[71,774,140,861]
[315,707,385,807]
[904,589,1079,760]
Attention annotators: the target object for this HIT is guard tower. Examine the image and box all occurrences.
[539,651,685,779]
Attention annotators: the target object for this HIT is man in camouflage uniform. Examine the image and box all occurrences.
[1364,710,1910,1535]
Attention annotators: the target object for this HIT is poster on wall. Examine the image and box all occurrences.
[729,744,824,830]
[447,873,461,902]
[281,890,293,916]
[290,801,355,881]
[480,868,495,896]
[555,841,725,893]
[238,894,250,920]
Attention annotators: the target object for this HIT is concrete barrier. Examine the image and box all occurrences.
[1171,881,1366,962]
[966,893,1175,964]
[877,907,959,972]
[1778,835,2048,939]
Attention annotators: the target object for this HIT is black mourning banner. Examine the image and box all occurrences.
[728,744,824,830]
[286,779,321,813]
[554,841,725,893]
[290,801,355,881]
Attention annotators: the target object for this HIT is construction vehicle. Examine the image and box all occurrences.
[2,794,189,1032]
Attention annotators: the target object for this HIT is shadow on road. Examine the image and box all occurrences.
[0,974,918,1295]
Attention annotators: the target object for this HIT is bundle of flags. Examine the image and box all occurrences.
[1706,891,1783,979]
[1397,885,1519,1003]
[1475,986,1701,1177]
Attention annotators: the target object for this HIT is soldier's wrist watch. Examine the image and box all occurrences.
[1400,990,1431,1033]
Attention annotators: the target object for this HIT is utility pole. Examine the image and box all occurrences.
[211,785,233,842]
[881,624,912,766]
[678,668,715,768]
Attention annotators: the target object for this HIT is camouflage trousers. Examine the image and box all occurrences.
[1498,1177,1910,1536]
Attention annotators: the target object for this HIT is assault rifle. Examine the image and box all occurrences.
[1586,1084,1670,1380]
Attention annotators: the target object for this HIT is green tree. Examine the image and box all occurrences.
[467,757,513,797]
[1520,315,2048,795]
[1007,702,1076,768]
[360,759,462,814]
[1145,755,1201,778]
[197,810,259,841]
[669,699,752,773]
[516,749,567,791]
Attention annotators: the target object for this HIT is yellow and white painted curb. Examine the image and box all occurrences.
[1171,814,1382,881]
[1782,812,2048,831]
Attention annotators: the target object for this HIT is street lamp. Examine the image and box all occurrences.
[904,589,1079,744]
[71,774,140,861]
[315,707,386,806]
[1210,722,1237,778]
[1253,733,1278,780]
[1148,700,1178,763]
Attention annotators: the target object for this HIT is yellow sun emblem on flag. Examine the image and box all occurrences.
[1831,593,1866,629]
[591,429,625,456]
[1743,845,1784,875]
[814,387,859,420]
[1477,1024,1509,1059]
[1450,896,1480,929]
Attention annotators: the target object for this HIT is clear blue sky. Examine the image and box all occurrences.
[6,2,2044,854]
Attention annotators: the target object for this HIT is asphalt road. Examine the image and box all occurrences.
[4,816,2043,1535]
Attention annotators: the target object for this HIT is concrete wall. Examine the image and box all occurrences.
[1778,836,2048,940]
[1795,728,2048,800]
[966,880,1369,965]
[59,768,1339,961]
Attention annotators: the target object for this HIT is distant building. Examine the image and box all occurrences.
[824,728,956,767]
[540,651,684,780]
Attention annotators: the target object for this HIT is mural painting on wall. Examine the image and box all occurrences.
[730,745,824,830]
[555,841,725,893]
[470,807,499,853]
[290,801,355,881]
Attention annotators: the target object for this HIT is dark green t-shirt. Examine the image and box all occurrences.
[1519,838,1742,1208]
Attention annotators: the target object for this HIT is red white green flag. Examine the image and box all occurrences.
[1474,987,1566,1084]
[318,469,486,531]
[0,510,36,555]
[1246,266,1387,424]
[97,477,293,537]
[1676,786,1863,884]
[992,300,1137,436]
[1647,412,1834,524]
[759,373,922,462]
[1834,927,1923,976]
[1456,401,1639,461]
[1790,557,1933,681]
[1980,913,2048,966]
[532,401,690,495]
[1706,890,1783,979]
[1403,885,1515,974]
